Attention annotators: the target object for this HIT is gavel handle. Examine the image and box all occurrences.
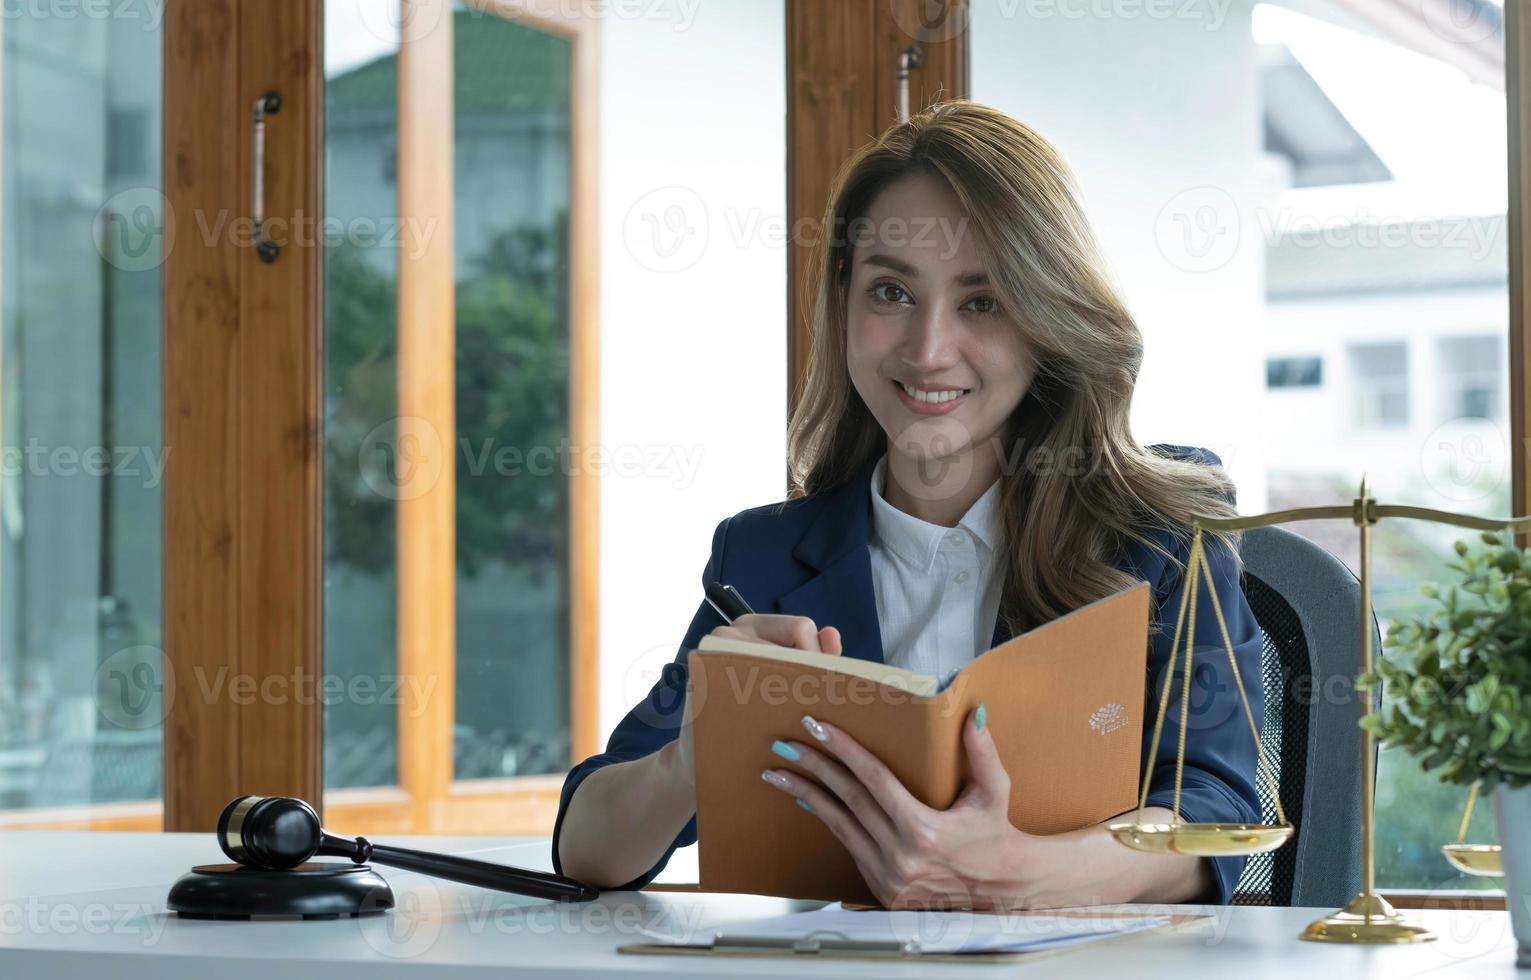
[341,838,599,902]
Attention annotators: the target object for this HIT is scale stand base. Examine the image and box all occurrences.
[1299,892,1436,944]
[166,862,394,920]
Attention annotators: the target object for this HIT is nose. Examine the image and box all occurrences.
[899,302,959,372]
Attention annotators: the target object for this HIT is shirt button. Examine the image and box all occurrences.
[954,571,971,584]
[950,531,967,546]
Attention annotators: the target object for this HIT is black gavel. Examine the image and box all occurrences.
[217,796,598,903]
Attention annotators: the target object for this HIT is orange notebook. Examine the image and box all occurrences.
[687,583,1151,904]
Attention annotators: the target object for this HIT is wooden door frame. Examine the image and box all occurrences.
[161,0,325,832]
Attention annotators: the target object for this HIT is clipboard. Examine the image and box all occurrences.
[618,909,1212,964]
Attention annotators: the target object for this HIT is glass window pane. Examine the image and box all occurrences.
[973,0,1508,892]
[1,10,164,811]
[1266,355,1322,389]
[323,4,576,794]
[1348,342,1410,428]
[1436,334,1502,422]
[452,12,573,780]
[323,0,402,791]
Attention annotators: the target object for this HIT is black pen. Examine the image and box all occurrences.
[705,582,755,624]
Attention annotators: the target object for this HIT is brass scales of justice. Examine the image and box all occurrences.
[1105,477,1522,945]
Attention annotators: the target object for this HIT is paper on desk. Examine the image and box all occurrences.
[641,902,1171,955]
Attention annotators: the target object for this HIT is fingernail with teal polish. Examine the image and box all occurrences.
[795,798,814,814]
[976,702,988,732]
[771,739,800,761]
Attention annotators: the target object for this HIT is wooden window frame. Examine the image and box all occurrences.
[0,0,598,836]
[324,0,600,836]
[1513,0,1531,529]
[0,0,328,834]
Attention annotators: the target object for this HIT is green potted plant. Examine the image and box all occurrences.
[1359,531,1531,966]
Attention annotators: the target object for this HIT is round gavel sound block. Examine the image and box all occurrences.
[166,863,394,920]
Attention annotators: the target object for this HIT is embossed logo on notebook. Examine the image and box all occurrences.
[1089,702,1127,735]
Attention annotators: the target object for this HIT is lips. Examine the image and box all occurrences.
[893,379,971,416]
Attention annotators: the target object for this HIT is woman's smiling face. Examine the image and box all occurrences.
[845,172,1038,472]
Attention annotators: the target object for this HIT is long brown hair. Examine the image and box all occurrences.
[787,100,1239,633]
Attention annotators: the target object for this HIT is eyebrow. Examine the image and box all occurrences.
[861,253,990,286]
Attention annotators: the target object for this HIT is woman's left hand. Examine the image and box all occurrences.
[761,705,1047,910]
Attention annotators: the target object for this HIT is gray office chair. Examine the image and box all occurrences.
[1230,525,1380,908]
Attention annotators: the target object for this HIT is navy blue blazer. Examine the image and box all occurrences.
[552,445,1264,904]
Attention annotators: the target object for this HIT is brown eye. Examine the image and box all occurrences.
[868,283,912,305]
[963,294,998,314]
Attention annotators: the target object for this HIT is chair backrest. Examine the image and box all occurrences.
[1232,524,1378,907]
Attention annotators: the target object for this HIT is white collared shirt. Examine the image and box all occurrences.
[867,455,1005,681]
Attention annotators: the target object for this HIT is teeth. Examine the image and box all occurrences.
[900,382,967,404]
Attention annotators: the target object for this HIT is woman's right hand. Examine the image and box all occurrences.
[708,613,843,656]
[667,614,844,795]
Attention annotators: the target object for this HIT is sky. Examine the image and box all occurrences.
[326,0,404,78]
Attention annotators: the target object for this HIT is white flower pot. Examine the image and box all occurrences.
[1496,783,1531,968]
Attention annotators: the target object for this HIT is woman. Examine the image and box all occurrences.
[553,100,1262,909]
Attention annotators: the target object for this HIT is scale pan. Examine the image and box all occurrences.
[1107,822,1293,857]
[1441,844,1503,877]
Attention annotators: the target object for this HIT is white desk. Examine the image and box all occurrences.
[0,831,1522,979]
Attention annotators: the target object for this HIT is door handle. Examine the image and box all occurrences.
[896,46,924,124]
[252,90,282,263]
